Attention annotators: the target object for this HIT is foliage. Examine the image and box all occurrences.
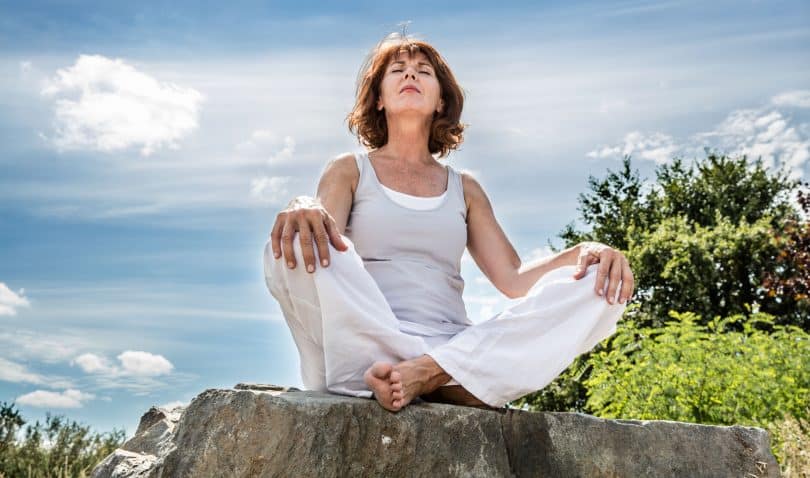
[560,151,807,330]
[0,401,125,478]
[626,213,780,328]
[583,310,810,466]
[762,184,810,326]
[515,151,808,473]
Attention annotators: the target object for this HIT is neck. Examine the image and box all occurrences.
[376,114,435,166]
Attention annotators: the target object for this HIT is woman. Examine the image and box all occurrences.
[263,32,634,413]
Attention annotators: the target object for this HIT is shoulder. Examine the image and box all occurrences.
[322,151,361,194]
[457,169,491,211]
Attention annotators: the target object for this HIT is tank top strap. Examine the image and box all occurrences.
[447,165,466,217]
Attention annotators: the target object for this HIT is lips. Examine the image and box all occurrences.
[400,85,421,93]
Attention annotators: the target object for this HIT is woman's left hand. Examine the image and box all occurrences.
[572,242,635,304]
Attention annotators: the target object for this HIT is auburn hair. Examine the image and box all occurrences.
[346,33,467,159]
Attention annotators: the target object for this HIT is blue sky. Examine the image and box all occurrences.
[1,0,808,440]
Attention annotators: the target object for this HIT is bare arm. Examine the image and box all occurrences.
[462,172,580,299]
[315,152,358,234]
[463,172,635,302]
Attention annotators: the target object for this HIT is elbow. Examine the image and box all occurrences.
[501,285,525,300]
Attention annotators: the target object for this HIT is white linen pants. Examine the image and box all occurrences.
[263,233,626,408]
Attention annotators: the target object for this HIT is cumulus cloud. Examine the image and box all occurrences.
[16,389,95,409]
[0,282,30,316]
[72,350,174,377]
[40,54,204,156]
[117,350,174,376]
[73,352,114,374]
[692,108,809,180]
[587,130,679,165]
[587,89,810,179]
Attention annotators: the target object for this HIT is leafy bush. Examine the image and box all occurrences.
[583,309,809,466]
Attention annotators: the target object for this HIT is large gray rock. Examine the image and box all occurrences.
[92,383,780,477]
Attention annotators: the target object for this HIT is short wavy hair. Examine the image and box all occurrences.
[346,32,467,159]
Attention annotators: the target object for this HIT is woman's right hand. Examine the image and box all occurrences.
[270,195,349,273]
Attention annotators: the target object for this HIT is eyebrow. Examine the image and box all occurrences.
[390,60,433,69]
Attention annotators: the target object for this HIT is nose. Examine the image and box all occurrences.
[402,65,417,80]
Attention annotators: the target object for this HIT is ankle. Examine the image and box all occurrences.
[415,355,451,392]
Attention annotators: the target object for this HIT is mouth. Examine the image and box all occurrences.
[400,86,421,94]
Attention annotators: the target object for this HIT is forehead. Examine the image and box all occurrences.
[388,49,432,66]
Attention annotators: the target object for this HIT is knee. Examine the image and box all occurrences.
[289,232,356,269]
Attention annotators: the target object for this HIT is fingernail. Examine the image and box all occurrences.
[288,262,294,269]
[597,289,603,296]
[274,252,280,258]
[322,259,329,266]
[307,264,314,272]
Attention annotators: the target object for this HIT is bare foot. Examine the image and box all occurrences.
[421,386,499,410]
[365,355,451,412]
[363,362,405,412]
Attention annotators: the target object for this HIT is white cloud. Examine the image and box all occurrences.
[0,357,48,385]
[40,54,204,156]
[0,328,91,364]
[16,389,95,409]
[19,60,32,74]
[250,176,292,204]
[771,89,810,109]
[587,130,679,165]
[117,350,174,376]
[0,282,30,316]
[71,350,174,377]
[0,357,75,388]
[73,352,114,374]
[692,107,809,180]
[588,90,810,179]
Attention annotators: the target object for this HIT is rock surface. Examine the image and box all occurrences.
[92,383,780,477]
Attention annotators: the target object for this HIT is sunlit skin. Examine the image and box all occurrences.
[270,48,635,413]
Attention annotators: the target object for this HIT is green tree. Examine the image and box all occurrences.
[0,401,125,478]
[560,151,806,329]
[511,150,808,414]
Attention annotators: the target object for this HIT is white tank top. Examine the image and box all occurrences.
[344,150,472,336]
[380,183,447,210]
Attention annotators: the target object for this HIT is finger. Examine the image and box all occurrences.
[298,217,317,273]
[595,256,610,297]
[606,255,622,304]
[619,259,634,303]
[311,221,331,268]
[572,251,588,279]
[270,213,284,259]
[280,219,297,269]
[323,216,348,252]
